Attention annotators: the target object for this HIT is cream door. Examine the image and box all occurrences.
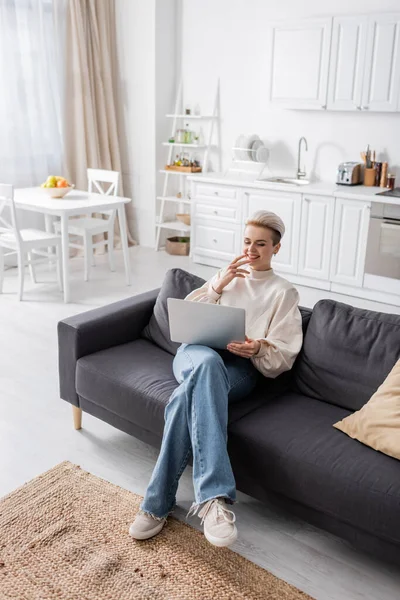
[298,195,335,280]
[243,189,301,274]
[361,13,400,112]
[330,198,371,286]
[327,16,369,111]
[267,17,333,109]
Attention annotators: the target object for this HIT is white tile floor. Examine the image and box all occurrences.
[1,246,400,600]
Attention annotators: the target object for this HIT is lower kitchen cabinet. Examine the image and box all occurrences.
[243,188,301,275]
[188,177,397,307]
[298,194,335,280]
[191,218,241,269]
[330,197,371,286]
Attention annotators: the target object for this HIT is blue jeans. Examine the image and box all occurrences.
[140,343,259,519]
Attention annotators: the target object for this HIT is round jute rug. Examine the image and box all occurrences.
[0,461,313,600]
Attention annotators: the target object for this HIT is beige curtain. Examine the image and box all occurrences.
[64,0,136,248]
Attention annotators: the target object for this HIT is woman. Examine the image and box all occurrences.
[129,210,303,547]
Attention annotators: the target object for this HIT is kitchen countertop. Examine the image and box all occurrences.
[188,173,400,206]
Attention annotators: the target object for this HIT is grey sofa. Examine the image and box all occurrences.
[58,270,400,566]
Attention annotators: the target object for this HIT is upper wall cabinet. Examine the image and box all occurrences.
[269,12,400,112]
[361,14,400,112]
[327,16,369,111]
[267,18,333,109]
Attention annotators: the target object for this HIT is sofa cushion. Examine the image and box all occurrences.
[228,392,400,546]
[292,299,400,411]
[333,359,400,461]
[76,339,178,436]
[75,338,284,437]
[141,268,206,355]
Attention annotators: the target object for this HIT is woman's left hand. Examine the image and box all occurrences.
[227,336,261,358]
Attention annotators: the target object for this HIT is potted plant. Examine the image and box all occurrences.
[165,236,190,256]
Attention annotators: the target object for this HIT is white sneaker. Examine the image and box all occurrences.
[198,498,237,547]
[129,511,166,540]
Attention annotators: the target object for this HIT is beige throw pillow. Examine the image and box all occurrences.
[333,359,400,460]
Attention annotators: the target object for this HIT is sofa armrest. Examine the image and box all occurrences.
[58,287,160,406]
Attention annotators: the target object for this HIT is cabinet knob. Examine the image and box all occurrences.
[321,105,327,109]
[214,191,219,195]
[214,210,218,215]
[356,105,362,110]
[361,105,369,110]
[213,238,217,243]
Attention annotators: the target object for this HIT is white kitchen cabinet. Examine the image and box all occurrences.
[190,181,243,268]
[269,12,400,112]
[362,13,400,112]
[330,198,371,286]
[267,18,332,109]
[192,184,241,225]
[327,16,369,111]
[243,189,301,274]
[188,176,399,307]
[191,219,241,269]
[298,195,335,280]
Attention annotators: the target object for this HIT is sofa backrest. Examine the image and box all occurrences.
[255,305,313,398]
[299,305,312,335]
[293,299,400,411]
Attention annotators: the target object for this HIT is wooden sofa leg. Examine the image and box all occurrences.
[72,406,82,430]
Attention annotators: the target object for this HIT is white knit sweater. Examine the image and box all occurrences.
[185,266,303,378]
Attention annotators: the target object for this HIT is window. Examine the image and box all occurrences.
[0,0,65,187]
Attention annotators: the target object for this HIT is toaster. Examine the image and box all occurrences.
[336,162,362,185]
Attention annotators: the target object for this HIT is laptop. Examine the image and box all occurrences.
[167,298,246,349]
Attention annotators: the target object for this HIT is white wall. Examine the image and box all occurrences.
[115,0,156,245]
[181,0,400,182]
[115,0,177,247]
[155,0,180,247]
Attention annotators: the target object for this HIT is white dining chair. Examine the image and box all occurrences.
[0,184,62,301]
[54,168,120,282]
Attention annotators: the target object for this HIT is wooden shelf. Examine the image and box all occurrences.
[156,220,191,232]
[159,169,200,176]
[157,196,191,204]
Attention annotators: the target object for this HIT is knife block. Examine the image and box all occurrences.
[363,168,376,186]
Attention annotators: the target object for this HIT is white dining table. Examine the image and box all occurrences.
[14,188,132,303]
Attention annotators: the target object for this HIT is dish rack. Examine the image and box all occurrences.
[225,135,270,179]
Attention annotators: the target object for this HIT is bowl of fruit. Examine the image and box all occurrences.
[40,176,74,198]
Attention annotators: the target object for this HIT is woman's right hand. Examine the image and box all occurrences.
[212,254,251,295]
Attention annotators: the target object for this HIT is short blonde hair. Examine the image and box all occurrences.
[245,210,285,246]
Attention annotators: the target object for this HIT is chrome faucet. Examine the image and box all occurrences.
[297,137,308,179]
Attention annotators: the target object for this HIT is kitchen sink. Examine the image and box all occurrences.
[256,177,310,186]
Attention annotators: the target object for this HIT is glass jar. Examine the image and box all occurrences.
[176,129,185,143]
[184,125,193,144]
[386,174,396,190]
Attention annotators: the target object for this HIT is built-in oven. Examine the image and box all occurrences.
[365,202,400,280]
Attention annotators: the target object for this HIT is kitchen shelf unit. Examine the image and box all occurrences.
[156,195,191,205]
[155,79,222,251]
[166,114,218,119]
